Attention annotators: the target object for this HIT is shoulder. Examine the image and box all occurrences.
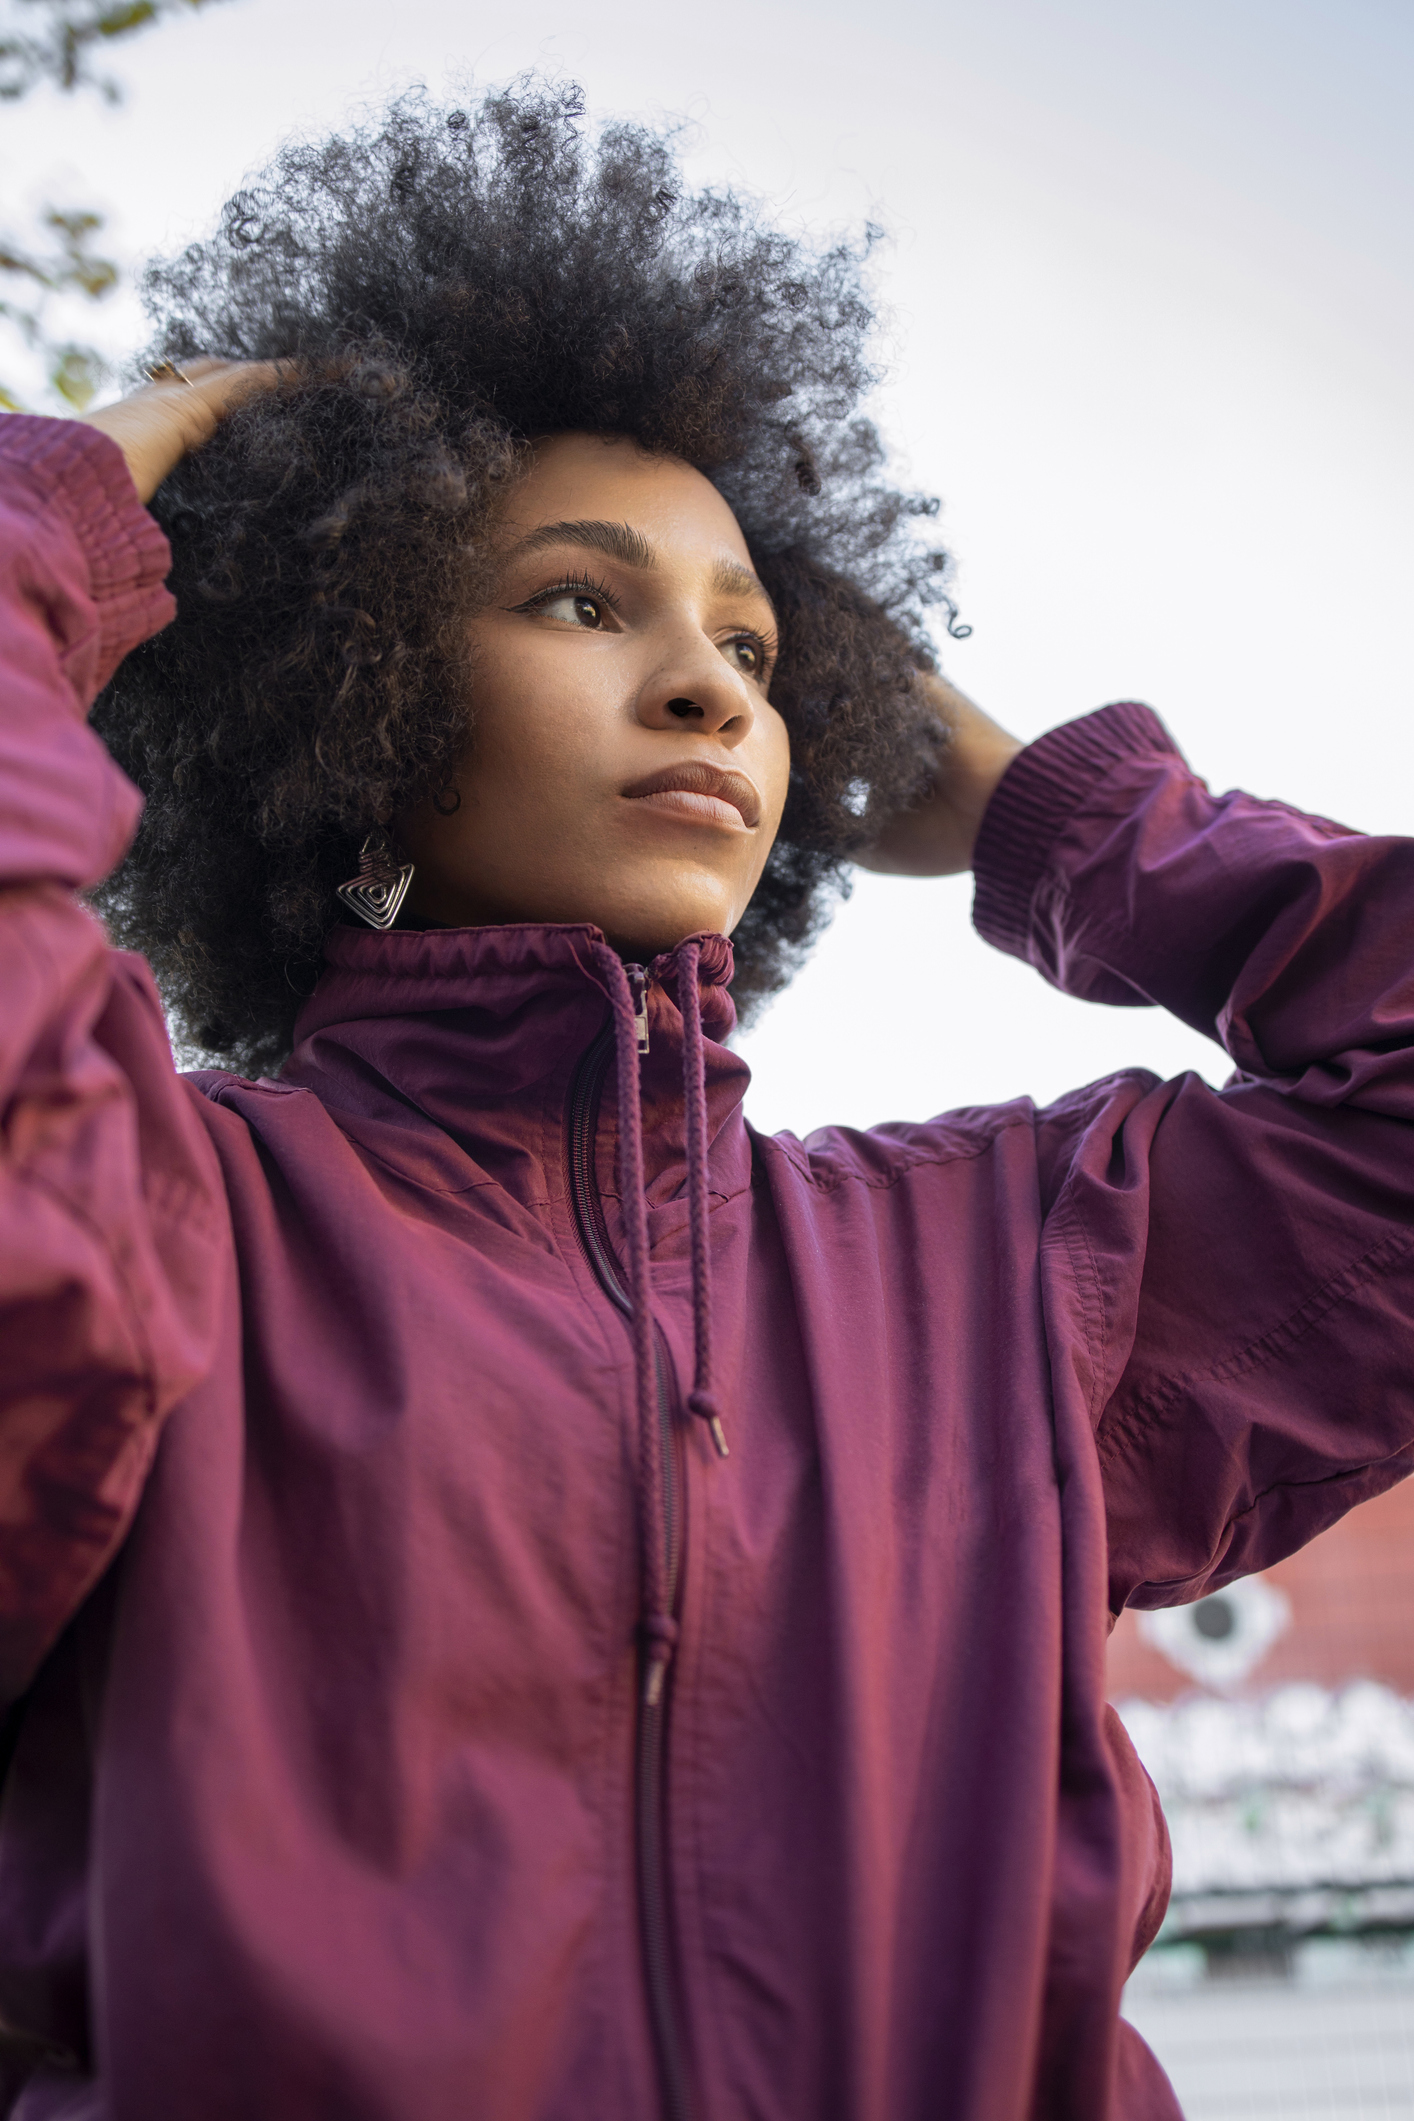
[182,1067,333,1165]
[749,1096,1041,1196]
[747,1067,1171,1226]
[183,1066,489,1203]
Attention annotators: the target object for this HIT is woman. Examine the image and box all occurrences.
[1,82,1411,2121]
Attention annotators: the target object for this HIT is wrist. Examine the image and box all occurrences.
[972,702,1178,955]
[80,398,201,506]
[857,678,1022,877]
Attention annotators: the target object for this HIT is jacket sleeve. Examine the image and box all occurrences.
[0,416,224,1699]
[972,701,1414,1613]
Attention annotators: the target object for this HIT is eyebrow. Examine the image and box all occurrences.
[509,518,778,626]
[712,556,775,620]
[509,519,656,569]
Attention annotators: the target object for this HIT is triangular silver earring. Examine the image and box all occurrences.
[336,828,416,931]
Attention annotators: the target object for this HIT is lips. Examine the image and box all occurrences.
[621,762,762,829]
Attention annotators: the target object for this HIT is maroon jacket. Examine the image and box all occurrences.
[2,415,1414,2121]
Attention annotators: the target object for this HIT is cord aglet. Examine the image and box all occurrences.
[709,1415,729,1459]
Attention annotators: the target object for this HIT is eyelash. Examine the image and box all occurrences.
[513,571,776,678]
[513,570,621,616]
[730,631,775,680]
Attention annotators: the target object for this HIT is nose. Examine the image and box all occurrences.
[634,631,757,746]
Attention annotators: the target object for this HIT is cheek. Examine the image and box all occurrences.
[757,708,792,831]
[463,641,606,806]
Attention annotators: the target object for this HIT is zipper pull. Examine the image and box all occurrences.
[626,964,650,1055]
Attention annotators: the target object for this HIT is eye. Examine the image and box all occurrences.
[510,572,621,628]
[537,590,607,629]
[723,634,768,679]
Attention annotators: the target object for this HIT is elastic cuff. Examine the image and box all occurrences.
[0,415,166,578]
[972,701,1179,957]
[0,414,173,665]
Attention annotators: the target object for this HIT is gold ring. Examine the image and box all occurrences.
[144,360,195,387]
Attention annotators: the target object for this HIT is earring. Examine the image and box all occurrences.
[336,827,416,931]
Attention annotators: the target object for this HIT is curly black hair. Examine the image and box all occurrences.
[92,80,962,1072]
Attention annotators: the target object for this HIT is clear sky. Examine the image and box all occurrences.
[7,0,1410,1131]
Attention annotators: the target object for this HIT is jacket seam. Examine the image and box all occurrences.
[331,1131,505,1198]
[200,1076,519,1202]
[1097,1220,1414,1469]
[753,1111,1035,1194]
[598,1183,742,1213]
[1048,1192,1111,1426]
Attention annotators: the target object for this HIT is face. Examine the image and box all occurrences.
[396,432,790,961]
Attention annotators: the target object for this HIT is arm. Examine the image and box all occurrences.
[0,370,270,1697]
[972,703,1414,1609]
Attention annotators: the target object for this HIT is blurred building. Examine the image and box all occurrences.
[1109,1474,1414,1960]
[1112,1479,1414,2117]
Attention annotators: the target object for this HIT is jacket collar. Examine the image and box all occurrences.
[281,921,751,1212]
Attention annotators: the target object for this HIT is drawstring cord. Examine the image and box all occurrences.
[676,940,729,1461]
[590,941,729,1709]
[594,948,677,1708]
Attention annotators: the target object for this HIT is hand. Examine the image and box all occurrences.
[80,356,283,505]
[856,673,1024,877]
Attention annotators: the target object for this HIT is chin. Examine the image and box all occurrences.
[588,873,741,960]
[599,907,736,962]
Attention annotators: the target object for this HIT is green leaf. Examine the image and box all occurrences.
[0,245,55,289]
[49,343,104,409]
[0,0,233,104]
[94,3,159,39]
[44,209,105,241]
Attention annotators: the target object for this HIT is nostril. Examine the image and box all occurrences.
[666,698,702,720]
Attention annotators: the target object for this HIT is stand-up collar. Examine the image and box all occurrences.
[282,920,749,1211]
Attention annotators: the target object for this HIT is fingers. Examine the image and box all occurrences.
[137,355,285,428]
[142,354,232,387]
[82,356,288,504]
[168,358,285,455]
[140,353,283,389]
[202,357,286,420]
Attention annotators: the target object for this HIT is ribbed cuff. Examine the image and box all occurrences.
[0,413,174,682]
[972,701,1180,958]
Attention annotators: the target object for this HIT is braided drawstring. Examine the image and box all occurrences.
[593,948,677,1708]
[590,940,730,1708]
[676,940,729,1460]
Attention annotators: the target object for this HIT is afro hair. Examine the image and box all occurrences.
[92,78,963,1071]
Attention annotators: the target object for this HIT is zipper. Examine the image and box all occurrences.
[566,1004,694,2121]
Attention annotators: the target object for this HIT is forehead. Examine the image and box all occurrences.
[503,432,754,570]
